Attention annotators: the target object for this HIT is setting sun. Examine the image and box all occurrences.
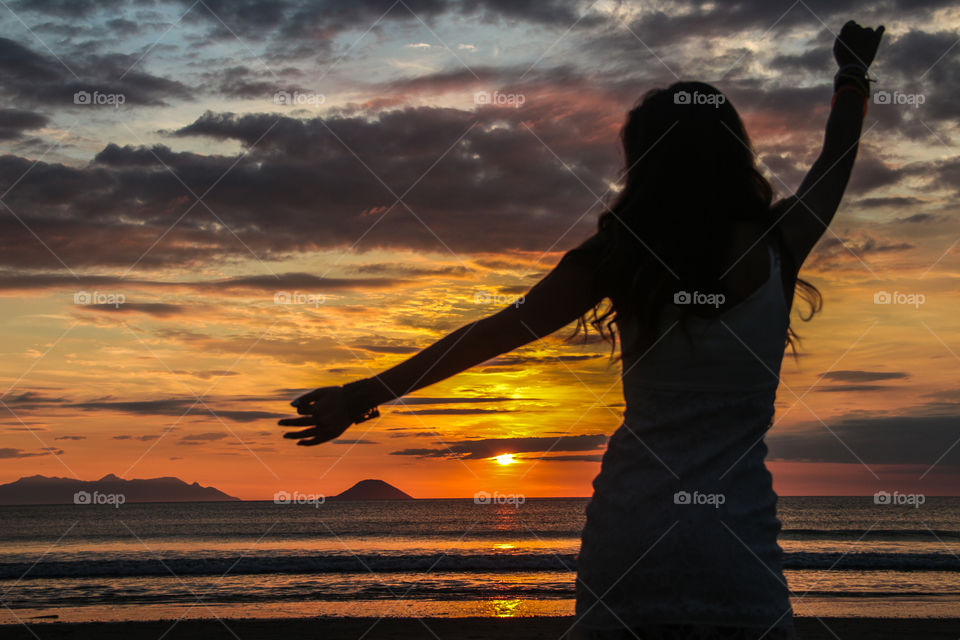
[494,454,517,466]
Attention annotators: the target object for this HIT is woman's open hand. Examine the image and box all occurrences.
[834,20,884,69]
[278,386,352,446]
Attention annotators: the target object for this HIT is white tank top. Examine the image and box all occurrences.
[619,242,788,393]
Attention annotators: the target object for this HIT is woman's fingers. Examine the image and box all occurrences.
[283,427,319,439]
[292,389,321,410]
[278,416,320,427]
[283,424,343,445]
[296,437,329,447]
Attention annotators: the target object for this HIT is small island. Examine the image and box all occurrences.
[331,479,414,500]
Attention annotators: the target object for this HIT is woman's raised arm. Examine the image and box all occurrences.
[776,21,884,271]
[280,235,606,446]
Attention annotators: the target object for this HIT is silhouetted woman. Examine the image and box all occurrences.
[281,20,884,640]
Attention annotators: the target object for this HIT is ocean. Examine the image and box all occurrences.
[1,497,958,623]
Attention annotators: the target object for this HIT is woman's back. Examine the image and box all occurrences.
[574,236,796,636]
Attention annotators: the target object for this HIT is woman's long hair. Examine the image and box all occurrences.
[572,81,821,359]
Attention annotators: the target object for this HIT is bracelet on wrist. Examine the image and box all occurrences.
[831,83,869,117]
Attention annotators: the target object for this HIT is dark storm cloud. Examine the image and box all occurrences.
[855,197,926,209]
[0,0,954,280]
[10,0,127,16]
[0,37,192,107]
[0,104,612,269]
[614,0,958,50]
[767,412,960,465]
[173,0,600,43]
[0,108,48,140]
[391,433,607,459]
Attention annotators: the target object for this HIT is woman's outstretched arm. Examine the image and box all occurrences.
[280,236,605,445]
[776,20,884,271]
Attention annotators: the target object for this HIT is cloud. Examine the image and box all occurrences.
[76,302,185,317]
[0,36,192,107]
[390,408,514,415]
[522,453,603,462]
[767,412,960,465]
[0,447,64,458]
[353,344,420,354]
[391,433,607,459]
[0,272,401,293]
[0,108,48,140]
[68,398,283,422]
[855,196,926,209]
[383,396,523,405]
[819,371,909,382]
[178,432,228,444]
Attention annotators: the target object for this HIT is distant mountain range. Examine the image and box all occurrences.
[0,474,239,505]
[332,479,414,500]
[0,475,414,505]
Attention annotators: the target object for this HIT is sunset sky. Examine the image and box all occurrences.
[1,0,958,499]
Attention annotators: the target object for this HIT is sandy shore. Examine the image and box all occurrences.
[2,616,959,639]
